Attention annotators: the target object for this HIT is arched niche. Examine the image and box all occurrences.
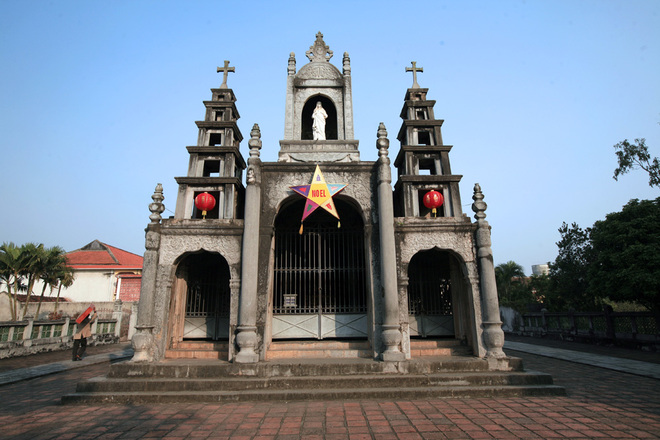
[301,95,337,140]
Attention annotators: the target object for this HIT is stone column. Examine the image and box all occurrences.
[235,124,262,363]
[376,123,405,361]
[472,184,506,360]
[342,52,354,140]
[131,184,164,362]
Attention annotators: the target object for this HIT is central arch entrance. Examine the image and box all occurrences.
[271,198,368,339]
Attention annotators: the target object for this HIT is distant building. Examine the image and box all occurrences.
[61,240,143,303]
[531,264,550,276]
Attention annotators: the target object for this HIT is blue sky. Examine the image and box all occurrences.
[1,1,658,274]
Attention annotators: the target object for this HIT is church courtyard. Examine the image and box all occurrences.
[1,342,658,439]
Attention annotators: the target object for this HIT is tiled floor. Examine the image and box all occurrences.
[0,343,659,439]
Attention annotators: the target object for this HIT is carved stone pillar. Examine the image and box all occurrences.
[376,123,405,361]
[235,124,262,363]
[131,184,164,362]
[472,184,506,360]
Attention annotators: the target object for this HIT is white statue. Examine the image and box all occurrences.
[312,101,328,140]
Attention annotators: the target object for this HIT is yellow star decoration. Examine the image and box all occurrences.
[290,165,348,234]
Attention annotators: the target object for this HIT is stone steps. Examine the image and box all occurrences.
[74,371,556,393]
[165,341,229,361]
[61,356,564,404]
[62,385,565,404]
[266,340,372,360]
[409,339,472,357]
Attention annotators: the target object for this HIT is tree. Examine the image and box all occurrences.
[588,198,660,312]
[0,242,29,321]
[613,138,660,188]
[495,261,538,312]
[495,261,525,299]
[547,222,602,311]
[20,243,47,320]
[53,265,75,313]
[34,246,67,318]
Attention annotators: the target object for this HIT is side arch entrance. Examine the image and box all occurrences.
[169,251,231,345]
[271,198,368,339]
[407,249,457,338]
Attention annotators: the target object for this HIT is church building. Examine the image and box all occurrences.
[131,33,507,369]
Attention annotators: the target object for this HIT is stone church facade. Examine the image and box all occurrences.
[131,33,507,369]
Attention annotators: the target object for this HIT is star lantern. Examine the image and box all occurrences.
[290,165,348,234]
[423,190,444,217]
[195,192,216,219]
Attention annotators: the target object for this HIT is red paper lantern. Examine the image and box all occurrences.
[194,192,216,219]
[423,190,444,217]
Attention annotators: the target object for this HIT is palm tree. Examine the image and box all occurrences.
[53,266,75,313]
[495,260,526,301]
[34,246,67,318]
[0,242,29,321]
[20,243,47,320]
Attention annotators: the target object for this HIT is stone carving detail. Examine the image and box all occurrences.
[287,52,296,75]
[148,184,165,223]
[343,52,351,76]
[296,63,341,80]
[306,31,333,62]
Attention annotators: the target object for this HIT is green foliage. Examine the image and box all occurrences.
[588,198,660,312]
[0,242,72,321]
[613,138,660,188]
[495,261,543,313]
[547,222,602,311]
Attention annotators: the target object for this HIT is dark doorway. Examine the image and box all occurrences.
[407,249,455,337]
[177,252,231,340]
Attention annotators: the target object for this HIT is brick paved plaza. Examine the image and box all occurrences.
[1,347,659,439]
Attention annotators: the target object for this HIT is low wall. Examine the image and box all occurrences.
[503,308,660,350]
[0,300,139,359]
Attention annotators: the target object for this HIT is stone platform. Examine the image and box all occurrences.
[61,354,564,404]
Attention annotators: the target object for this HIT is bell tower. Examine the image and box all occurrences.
[279,32,360,162]
[173,61,246,220]
[393,62,464,218]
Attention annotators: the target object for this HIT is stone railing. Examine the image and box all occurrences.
[0,302,138,359]
[519,310,660,346]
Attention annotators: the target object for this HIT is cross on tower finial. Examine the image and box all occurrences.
[405,61,423,89]
[217,60,235,89]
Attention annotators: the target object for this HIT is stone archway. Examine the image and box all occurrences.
[407,249,458,338]
[271,197,368,339]
[301,95,338,140]
[168,251,231,346]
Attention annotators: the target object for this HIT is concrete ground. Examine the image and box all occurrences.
[0,337,658,439]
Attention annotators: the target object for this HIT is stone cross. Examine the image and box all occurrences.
[217,60,235,89]
[406,61,423,89]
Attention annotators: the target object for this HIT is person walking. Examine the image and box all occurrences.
[72,306,97,361]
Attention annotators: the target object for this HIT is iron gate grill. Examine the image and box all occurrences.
[273,225,367,315]
[185,278,230,318]
[408,278,452,315]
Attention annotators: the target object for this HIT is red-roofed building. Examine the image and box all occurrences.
[59,240,143,303]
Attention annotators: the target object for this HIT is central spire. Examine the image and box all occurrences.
[306,31,333,62]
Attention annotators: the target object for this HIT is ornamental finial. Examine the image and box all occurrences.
[149,183,165,223]
[472,183,487,221]
[306,32,333,62]
[377,122,389,157]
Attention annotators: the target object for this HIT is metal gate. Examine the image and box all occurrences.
[408,251,454,337]
[183,256,230,340]
[272,201,368,339]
